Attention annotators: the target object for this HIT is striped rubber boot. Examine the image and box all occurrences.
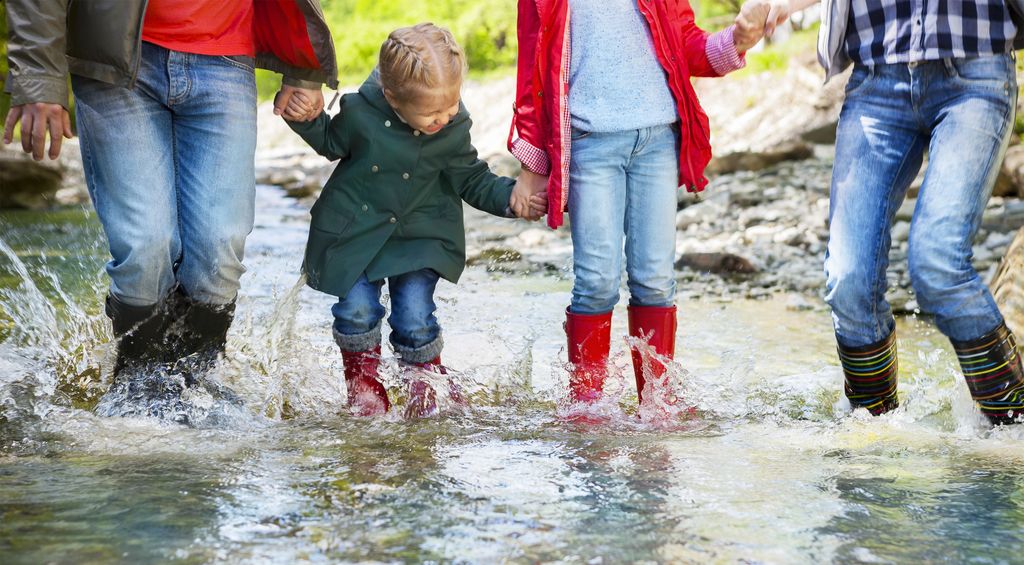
[951,323,1024,425]
[837,331,899,415]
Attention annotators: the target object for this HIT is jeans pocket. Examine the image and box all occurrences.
[570,127,591,141]
[844,65,874,97]
[951,55,1014,92]
[218,55,256,73]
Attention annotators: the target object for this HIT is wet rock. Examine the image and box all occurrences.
[0,147,65,209]
[676,192,729,229]
[895,199,916,222]
[983,200,1024,232]
[676,252,759,275]
[800,121,839,144]
[886,287,916,313]
[891,221,911,242]
[706,140,814,175]
[991,227,1024,335]
[995,145,1024,198]
[467,247,523,266]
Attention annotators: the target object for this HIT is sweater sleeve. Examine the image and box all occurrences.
[286,107,349,161]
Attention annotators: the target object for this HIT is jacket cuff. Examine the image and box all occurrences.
[510,137,551,176]
[706,26,747,76]
[282,76,325,90]
[6,74,70,109]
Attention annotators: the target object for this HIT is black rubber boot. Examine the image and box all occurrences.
[105,294,173,377]
[951,323,1024,425]
[166,290,235,385]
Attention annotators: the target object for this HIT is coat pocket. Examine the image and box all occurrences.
[303,204,354,286]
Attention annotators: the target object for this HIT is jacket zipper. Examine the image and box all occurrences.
[128,0,151,89]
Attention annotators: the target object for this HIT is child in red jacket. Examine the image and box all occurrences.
[510,0,773,411]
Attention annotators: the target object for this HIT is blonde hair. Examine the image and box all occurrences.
[379,23,467,104]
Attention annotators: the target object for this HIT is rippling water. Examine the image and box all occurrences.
[2,187,1023,564]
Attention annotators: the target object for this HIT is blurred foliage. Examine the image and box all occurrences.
[733,24,820,77]
[1,0,9,123]
[0,0,826,106]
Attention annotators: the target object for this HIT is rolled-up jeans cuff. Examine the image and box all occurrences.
[393,334,444,365]
[333,321,382,352]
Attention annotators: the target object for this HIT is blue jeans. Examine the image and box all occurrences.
[72,42,257,307]
[826,55,1016,347]
[331,270,443,364]
[568,124,679,314]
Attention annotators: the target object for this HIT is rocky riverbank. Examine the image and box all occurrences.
[251,56,1024,310]
[5,54,1023,309]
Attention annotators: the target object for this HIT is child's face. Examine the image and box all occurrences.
[385,88,461,136]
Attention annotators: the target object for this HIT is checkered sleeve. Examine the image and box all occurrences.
[706,25,747,76]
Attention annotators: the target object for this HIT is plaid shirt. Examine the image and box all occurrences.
[846,0,1017,65]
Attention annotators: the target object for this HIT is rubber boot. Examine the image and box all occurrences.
[627,305,677,404]
[565,308,613,403]
[106,294,173,377]
[405,356,452,418]
[837,330,899,415]
[100,294,188,421]
[951,322,1024,425]
[168,290,235,385]
[342,346,390,416]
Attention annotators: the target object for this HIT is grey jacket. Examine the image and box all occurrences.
[4,0,340,108]
[818,0,1024,81]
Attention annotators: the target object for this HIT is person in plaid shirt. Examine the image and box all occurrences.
[762,0,1024,424]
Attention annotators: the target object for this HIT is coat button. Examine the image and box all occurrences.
[361,204,368,211]
[371,165,379,173]
[402,173,410,180]
[389,216,397,223]
[414,130,421,136]
[385,120,392,127]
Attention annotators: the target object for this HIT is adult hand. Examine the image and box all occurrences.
[274,85,324,122]
[3,103,74,161]
[736,0,793,44]
[762,0,794,38]
[734,2,770,52]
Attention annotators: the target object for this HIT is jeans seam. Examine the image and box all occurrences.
[957,94,1014,275]
[871,138,922,339]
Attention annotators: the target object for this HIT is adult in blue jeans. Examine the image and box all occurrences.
[3,1,338,396]
[763,0,1024,423]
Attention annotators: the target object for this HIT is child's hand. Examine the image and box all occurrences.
[510,169,549,221]
[274,85,324,122]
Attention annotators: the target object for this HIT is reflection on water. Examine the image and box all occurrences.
[2,187,1023,563]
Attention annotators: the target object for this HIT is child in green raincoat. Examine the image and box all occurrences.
[284,23,545,417]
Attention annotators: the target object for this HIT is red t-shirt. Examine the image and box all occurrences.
[142,0,255,57]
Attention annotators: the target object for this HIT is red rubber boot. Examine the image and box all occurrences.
[627,305,677,404]
[565,308,613,403]
[405,356,450,418]
[342,346,389,416]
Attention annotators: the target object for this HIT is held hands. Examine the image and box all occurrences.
[275,84,324,122]
[510,168,549,221]
[2,103,74,161]
[734,0,793,52]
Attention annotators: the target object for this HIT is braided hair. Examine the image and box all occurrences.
[379,23,467,104]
